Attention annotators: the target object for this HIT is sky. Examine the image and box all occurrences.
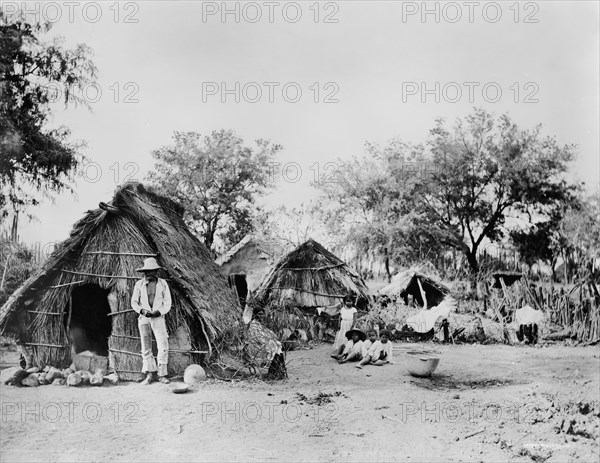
[5,0,600,249]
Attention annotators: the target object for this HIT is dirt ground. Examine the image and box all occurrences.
[1,342,599,462]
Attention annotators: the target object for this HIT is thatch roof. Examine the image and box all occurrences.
[216,234,289,292]
[0,182,240,376]
[253,239,371,310]
[379,269,450,308]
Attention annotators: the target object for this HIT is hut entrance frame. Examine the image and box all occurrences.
[228,273,248,309]
[66,284,112,356]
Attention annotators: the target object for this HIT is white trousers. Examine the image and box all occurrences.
[138,316,169,376]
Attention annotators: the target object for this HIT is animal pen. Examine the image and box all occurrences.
[0,183,240,380]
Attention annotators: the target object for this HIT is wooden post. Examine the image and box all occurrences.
[417,277,428,309]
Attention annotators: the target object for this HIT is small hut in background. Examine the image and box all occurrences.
[253,239,371,312]
[379,269,450,309]
[216,234,289,308]
[0,183,240,380]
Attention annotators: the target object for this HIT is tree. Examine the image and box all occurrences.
[148,130,282,252]
[0,16,97,219]
[315,140,450,268]
[422,108,577,274]
[316,109,578,277]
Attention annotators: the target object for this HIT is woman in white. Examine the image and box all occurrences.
[331,295,358,353]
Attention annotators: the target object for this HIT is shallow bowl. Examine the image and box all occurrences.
[404,351,440,378]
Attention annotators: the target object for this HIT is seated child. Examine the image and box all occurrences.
[361,329,378,358]
[356,329,393,368]
[332,329,365,363]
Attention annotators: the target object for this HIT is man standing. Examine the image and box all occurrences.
[131,257,172,385]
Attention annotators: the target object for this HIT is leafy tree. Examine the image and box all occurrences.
[0,16,97,219]
[148,130,282,252]
[316,140,450,268]
[316,109,578,277]
[422,108,577,274]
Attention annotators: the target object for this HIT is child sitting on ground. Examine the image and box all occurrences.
[356,329,393,368]
[361,329,378,358]
[333,329,366,363]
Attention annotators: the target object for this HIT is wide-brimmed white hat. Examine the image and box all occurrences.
[136,257,163,272]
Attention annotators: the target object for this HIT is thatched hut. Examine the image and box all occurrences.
[253,239,371,311]
[379,269,450,309]
[0,183,240,380]
[216,234,288,307]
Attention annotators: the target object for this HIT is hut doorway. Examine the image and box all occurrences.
[67,284,112,356]
[228,274,248,309]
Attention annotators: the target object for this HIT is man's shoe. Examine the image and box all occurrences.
[157,376,170,384]
[141,373,155,385]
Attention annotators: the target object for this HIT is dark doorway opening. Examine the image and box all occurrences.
[66,284,112,356]
[228,274,248,309]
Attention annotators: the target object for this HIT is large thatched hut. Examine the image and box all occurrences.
[253,239,371,311]
[0,183,240,380]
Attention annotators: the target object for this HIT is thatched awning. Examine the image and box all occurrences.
[379,269,450,308]
[253,239,371,310]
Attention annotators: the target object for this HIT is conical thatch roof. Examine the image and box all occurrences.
[0,182,240,377]
[253,239,371,309]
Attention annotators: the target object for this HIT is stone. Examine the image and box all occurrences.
[183,364,207,384]
[77,370,92,384]
[52,378,66,385]
[89,369,104,386]
[21,374,39,387]
[67,373,83,387]
[104,373,119,385]
[45,368,63,383]
[0,367,29,386]
[26,367,40,374]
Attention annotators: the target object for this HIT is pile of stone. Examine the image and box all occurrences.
[1,364,119,387]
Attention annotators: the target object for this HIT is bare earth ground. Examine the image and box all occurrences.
[1,343,599,462]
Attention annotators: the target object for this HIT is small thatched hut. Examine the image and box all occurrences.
[253,239,371,311]
[0,183,240,380]
[216,234,288,307]
[379,269,450,309]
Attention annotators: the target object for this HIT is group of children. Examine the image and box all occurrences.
[331,328,393,368]
[322,294,393,368]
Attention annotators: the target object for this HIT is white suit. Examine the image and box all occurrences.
[131,277,172,376]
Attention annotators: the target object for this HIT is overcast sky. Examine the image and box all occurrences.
[9,0,599,248]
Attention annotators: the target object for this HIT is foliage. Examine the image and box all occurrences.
[147,130,282,252]
[316,140,447,267]
[316,109,578,276]
[0,238,39,306]
[0,16,97,217]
